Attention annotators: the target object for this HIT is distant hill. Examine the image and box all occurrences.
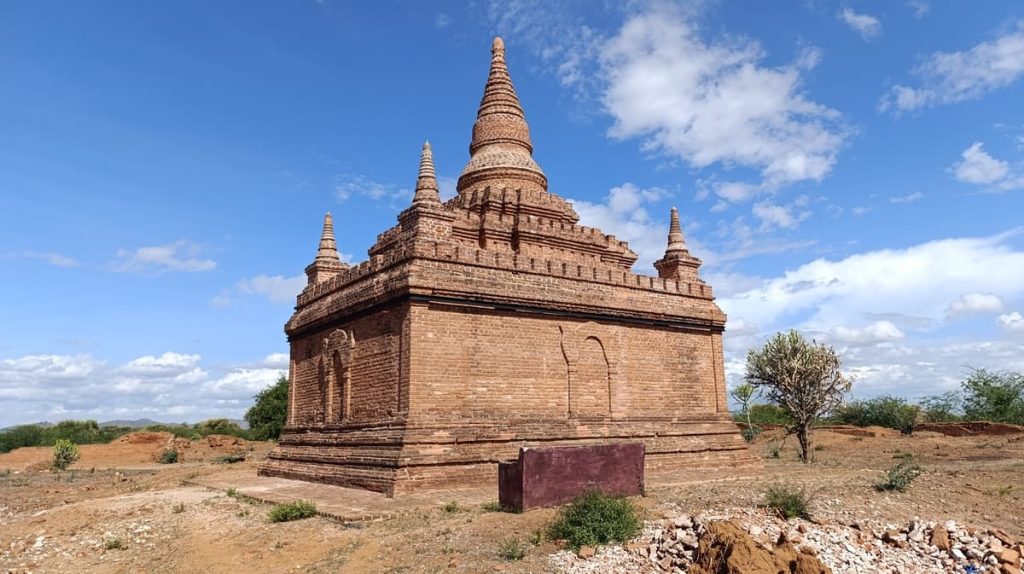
[98,418,165,428]
[2,418,249,432]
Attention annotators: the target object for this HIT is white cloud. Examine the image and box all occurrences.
[720,231,1024,335]
[262,353,289,368]
[717,230,1024,399]
[906,0,929,19]
[946,292,1005,316]
[838,8,881,41]
[889,191,924,204]
[571,182,668,272]
[119,352,202,376]
[827,320,905,347]
[434,13,452,29]
[6,250,80,268]
[998,311,1024,332]
[112,240,216,273]
[881,20,1024,113]
[752,200,810,230]
[236,274,307,305]
[950,142,1024,190]
[601,3,847,195]
[0,351,286,426]
[334,173,411,204]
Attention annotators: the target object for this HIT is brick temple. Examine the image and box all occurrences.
[259,37,756,495]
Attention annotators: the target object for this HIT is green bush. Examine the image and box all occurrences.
[746,403,793,426]
[159,448,179,464]
[442,501,460,513]
[268,500,317,523]
[960,368,1024,424]
[919,392,962,422]
[831,395,920,434]
[547,491,642,550]
[104,537,124,550]
[212,453,246,464]
[0,420,133,454]
[51,439,81,471]
[498,538,526,561]
[875,460,922,492]
[762,485,812,520]
[245,375,289,441]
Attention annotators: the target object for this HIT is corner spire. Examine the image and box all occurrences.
[306,212,347,285]
[666,207,686,252]
[412,140,441,206]
[457,36,547,194]
[654,207,701,282]
[315,212,340,264]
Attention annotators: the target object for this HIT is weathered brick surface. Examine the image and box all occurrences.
[259,36,758,496]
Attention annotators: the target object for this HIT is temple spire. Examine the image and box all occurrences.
[666,207,686,252]
[457,36,547,195]
[306,212,346,285]
[654,207,701,281]
[314,212,341,264]
[412,141,441,206]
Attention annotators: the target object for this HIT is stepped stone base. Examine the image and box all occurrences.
[258,415,758,497]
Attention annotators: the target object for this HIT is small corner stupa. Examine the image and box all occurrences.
[259,37,757,496]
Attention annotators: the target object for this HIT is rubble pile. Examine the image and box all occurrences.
[554,510,1024,574]
[641,512,1024,574]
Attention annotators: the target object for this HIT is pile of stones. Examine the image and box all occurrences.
[631,511,1024,574]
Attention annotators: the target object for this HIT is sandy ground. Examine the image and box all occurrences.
[1,427,1022,573]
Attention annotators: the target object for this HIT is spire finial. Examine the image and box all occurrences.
[314,212,341,264]
[457,36,547,194]
[412,140,441,205]
[666,207,686,252]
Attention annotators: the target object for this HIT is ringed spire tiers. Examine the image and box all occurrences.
[412,140,441,206]
[305,212,347,285]
[457,36,548,195]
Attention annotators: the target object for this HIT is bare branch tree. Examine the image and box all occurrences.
[745,330,852,463]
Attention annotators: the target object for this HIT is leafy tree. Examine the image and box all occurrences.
[245,375,289,441]
[960,368,1024,424]
[730,383,758,441]
[919,391,962,422]
[745,330,852,463]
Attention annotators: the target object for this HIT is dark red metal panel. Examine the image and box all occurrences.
[497,443,645,511]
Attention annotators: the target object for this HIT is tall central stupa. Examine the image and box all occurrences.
[259,38,756,496]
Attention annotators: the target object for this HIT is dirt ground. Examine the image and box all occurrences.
[1,427,1022,574]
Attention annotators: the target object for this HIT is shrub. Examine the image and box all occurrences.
[498,538,526,561]
[747,403,794,427]
[159,448,179,464]
[212,453,246,464]
[0,420,133,454]
[875,460,922,492]
[831,395,920,434]
[245,375,289,441]
[547,491,642,550]
[268,500,317,523]
[763,485,812,520]
[104,537,124,550]
[172,503,185,514]
[51,439,81,471]
[226,487,239,498]
[960,368,1024,424]
[919,391,962,422]
[442,501,460,513]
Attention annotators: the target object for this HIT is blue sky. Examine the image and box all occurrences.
[2,0,1024,426]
